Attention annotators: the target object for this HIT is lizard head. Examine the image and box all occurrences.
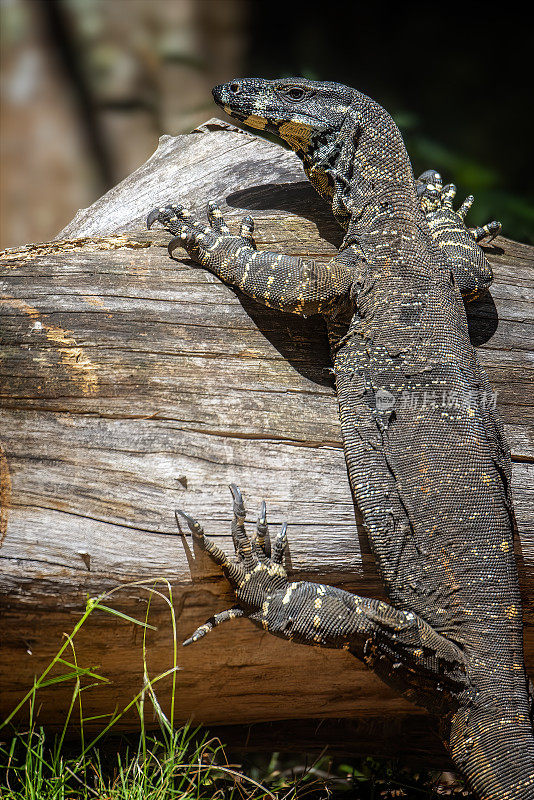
[212,77,355,159]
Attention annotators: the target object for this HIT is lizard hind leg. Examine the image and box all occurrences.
[176,488,468,708]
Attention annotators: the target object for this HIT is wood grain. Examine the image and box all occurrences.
[1,121,532,759]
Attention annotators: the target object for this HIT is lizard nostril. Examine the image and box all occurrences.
[229,82,240,94]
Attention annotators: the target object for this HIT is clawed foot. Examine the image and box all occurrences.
[416,169,501,244]
[147,202,256,263]
[176,485,289,646]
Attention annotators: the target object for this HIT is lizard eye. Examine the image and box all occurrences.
[276,85,309,102]
[288,87,305,100]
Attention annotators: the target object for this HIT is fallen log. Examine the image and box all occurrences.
[0,120,532,760]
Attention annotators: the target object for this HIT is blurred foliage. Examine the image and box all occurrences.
[402,119,534,246]
[1,0,532,246]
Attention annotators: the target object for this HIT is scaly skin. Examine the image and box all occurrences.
[147,78,533,799]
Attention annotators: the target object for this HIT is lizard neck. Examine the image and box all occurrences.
[300,91,425,239]
[343,100,423,241]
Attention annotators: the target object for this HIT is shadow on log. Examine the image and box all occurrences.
[0,120,533,760]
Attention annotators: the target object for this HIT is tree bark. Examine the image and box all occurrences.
[0,120,532,759]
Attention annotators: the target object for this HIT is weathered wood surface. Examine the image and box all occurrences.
[0,120,533,758]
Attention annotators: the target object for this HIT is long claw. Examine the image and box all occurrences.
[272,522,288,564]
[229,483,246,519]
[175,507,245,578]
[147,208,162,229]
[183,623,211,647]
[256,500,271,558]
[258,500,266,527]
[228,484,256,567]
[175,508,201,535]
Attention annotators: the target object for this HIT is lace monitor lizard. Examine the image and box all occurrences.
[147,78,534,799]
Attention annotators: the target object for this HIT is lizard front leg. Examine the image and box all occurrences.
[178,486,468,708]
[416,169,500,300]
[147,203,354,316]
[417,169,502,244]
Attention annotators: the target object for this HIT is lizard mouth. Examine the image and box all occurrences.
[211,81,341,156]
[213,83,338,136]
[212,84,259,124]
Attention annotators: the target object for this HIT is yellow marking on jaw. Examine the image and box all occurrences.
[500,540,510,552]
[243,114,268,130]
[313,615,321,628]
[278,120,313,150]
[314,598,322,610]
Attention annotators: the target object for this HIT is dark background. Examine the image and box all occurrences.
[1,0,532,249]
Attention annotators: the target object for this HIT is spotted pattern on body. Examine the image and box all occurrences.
[148,78,533,799]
